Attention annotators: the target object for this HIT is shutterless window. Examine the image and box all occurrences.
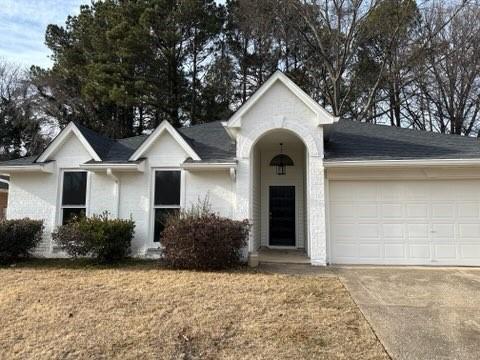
[154,170,181,242]
[61,171,87,224]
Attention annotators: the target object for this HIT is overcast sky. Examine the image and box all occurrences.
[1,0,89,68]
[1,0,227,70]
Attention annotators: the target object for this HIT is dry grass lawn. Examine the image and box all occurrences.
[0,261,388,360]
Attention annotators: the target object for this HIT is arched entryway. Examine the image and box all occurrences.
[250,129,308,255]
[234,118,327,266]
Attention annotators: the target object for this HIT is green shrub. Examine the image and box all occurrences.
[52,212,135,263]
[161,201,250,270]
[0,218,44,263]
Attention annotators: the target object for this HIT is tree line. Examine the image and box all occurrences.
[1,0,480,160]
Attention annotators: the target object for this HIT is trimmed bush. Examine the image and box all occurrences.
[161,201,250,270]
[52,212,135,263]
[0,218,44,263]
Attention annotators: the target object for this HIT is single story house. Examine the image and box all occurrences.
[2,71,480,266]
[0,176,8,219]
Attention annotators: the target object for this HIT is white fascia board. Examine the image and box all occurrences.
[129,120,201,161]
[222,122,238,140]
[37,122,101,162]
[80,161,145,173]
[226,71,338,128]
[324,158,480,168]
[181,162,237,171]
[0,162,55,174]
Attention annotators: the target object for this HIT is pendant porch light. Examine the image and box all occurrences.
[269,143,294,175]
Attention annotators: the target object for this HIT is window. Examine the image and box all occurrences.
[61,171,87,224]
[153,170,181,242]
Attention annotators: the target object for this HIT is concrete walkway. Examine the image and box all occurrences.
[335,267,480,360]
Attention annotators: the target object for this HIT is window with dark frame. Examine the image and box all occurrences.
[61,171,87,224]
[153,170,181,242]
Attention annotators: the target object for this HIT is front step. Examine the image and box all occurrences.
[254,249,310,266]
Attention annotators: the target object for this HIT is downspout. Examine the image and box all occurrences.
[106,168,120,219]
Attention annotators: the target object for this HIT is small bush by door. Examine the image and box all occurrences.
[161,202,250,270]
[52,212,135,263]
[0,218,44,263]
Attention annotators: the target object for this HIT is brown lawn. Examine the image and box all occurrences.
[0,261,388,360]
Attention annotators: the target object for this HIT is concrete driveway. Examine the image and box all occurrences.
[335,267,480,360]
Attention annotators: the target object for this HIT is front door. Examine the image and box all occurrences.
[269,186,295,246]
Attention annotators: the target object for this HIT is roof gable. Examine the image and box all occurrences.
[129,120,201,161]
[226,71,338,129]
[36,122,103,162]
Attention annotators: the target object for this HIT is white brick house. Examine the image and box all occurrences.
[3,71,480,266]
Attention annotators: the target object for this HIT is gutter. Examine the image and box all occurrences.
[324,158,480,168]
[0,161,55,174]
[80,161,145,173]
[182,162,238,181]
[181,162,237,170]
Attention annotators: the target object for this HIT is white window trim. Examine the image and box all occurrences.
[57,169,91,226]
[149,168,184,247]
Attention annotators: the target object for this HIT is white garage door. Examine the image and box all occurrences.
[329,180,480,265]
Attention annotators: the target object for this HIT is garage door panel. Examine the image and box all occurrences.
[354,184,378,201]
[331,204,356,218]
[381,204,403,218]
[409,245,431,259]
[431,223,455,238]
[330,180,480,265]
[459,223,480,239]
[460,245,480,258]
[457,203,479,218]
[434,245,457,259]
[406,203,429,218]
[334,243,357,258]
[358,224,380,238]
[379,183,405,201]
[384,244,405,258]
[431,203,455,219]
[407,224,429,238]
[359,244,382,258]
[332,223,357,238]
[357,204,378,218]
[382,224,403,238]
[404,184,430,200]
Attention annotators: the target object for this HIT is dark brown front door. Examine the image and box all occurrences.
[269,186,295,246]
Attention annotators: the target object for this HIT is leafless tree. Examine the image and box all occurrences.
[0,60,50,159]
[407,2,480,135]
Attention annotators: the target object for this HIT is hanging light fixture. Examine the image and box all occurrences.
[270,143,294,175]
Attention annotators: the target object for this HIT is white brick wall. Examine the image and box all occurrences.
[6,79,330,264]
[6,130,237,258]
[236,80,328,265]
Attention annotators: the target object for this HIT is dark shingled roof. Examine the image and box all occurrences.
[75,123,116,159]
[324,120,480,161]
[0,155,40,166]
[3,119,480,166]
[177,121,236,161]
[0,121,236,166]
